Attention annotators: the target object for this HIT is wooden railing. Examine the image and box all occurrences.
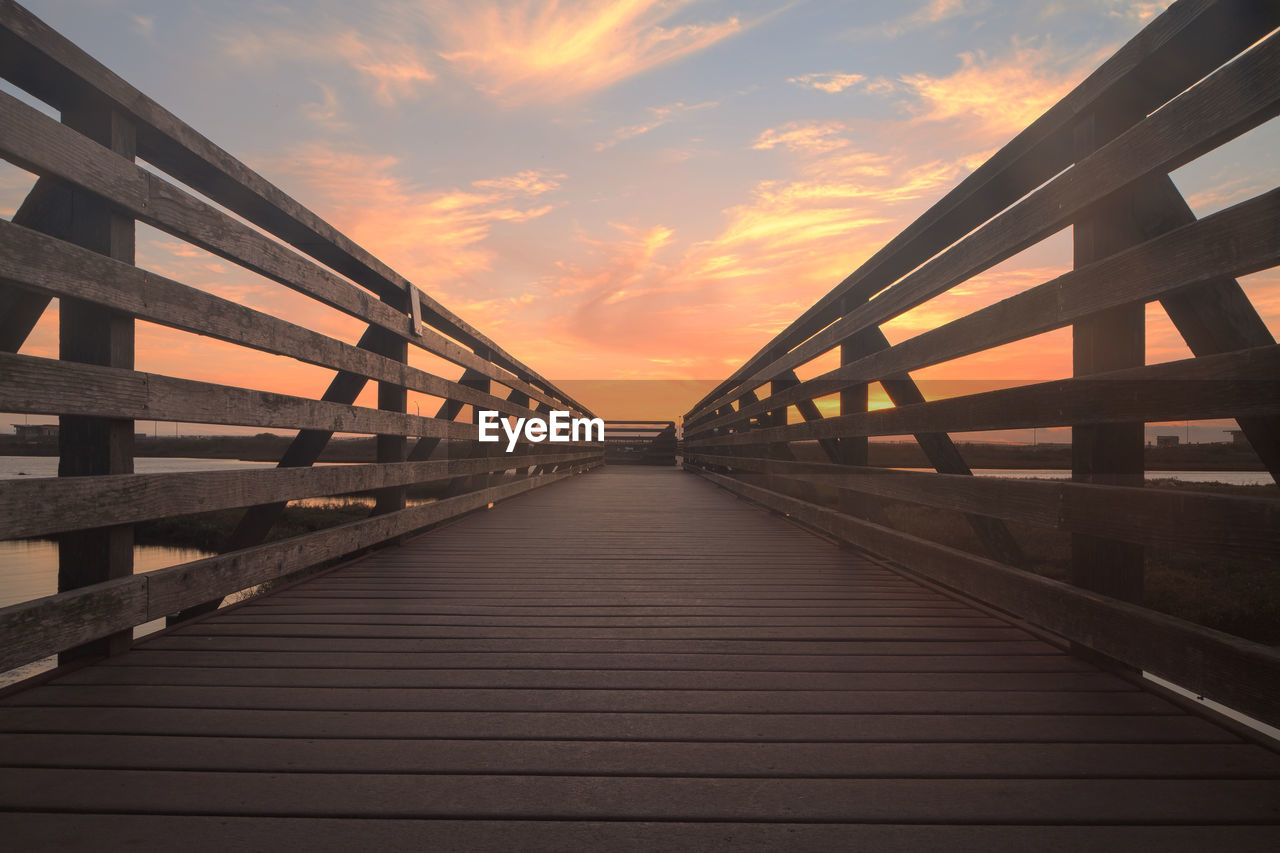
[0,0,601,676]
[602,421,678,466]
[683,0,1280,727]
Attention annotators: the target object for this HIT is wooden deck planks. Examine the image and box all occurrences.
[1,465,1278,850]
[2,816,1278,853]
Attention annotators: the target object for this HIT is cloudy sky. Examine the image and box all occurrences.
[2,0,1277,424]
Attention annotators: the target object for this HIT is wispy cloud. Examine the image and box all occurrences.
[753,121,850,154]
[262,144,561,294]
[522,219,799,377]
[218,1,756,106]
[429,0,749,102]
[893,40,1099,141]
[301,84,350,131]
[1123,1,1172,20]
[1040,0,1172,22]
[131,14,155,39]
[595,100,718,150]
[776,42,1093,148]
[222,26,436,106]
[547,222,677,300]
[787,72,866,93]
[849,0,988,40]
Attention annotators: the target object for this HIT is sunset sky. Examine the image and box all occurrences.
[2,0,1278,428]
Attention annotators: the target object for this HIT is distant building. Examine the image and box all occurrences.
[1155,435,1179,448]
[12,424,58,441]
[1227,429,1249,448]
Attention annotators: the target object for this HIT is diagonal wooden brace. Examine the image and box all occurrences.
[0,177,74,351]
[1138,174,1279,481]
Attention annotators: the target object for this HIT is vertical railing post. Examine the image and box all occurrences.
[838,334,875,520]
[56,98,136,662]
[502,389,530,482]
[1071,107,1145,607]
[370,321,408,520]
[715,403,739,473]
[445,369,491,495]
[373,312,407,537]
[528,400,550,475]
[766,380,792,458]
[767,378,817,502]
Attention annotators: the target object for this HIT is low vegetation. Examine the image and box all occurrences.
[133,502,374,553]
[873,478,1279,645]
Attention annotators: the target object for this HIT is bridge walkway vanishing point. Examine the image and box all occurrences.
[1,466,1278,850]
[3,0,1280,847]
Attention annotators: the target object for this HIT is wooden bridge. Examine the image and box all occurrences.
[1,0,1279,848]
[601,420,678,465]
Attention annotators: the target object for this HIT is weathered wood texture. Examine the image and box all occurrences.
[1,467,1277,851]
[0,0,590,414]
[0,89,584,416]
[0,465,598,673]
[1070,98,1147,608]
[52,98,137,663]
[682,453,1280,566]
[0,177,68,351]
[0,451,599,540]
[685,0,1280,421]
[0,219,565,424]
[0,0,600,661]
[0,351,484,439]
[682,2,1280,770]
[688,346,1280,448]
[690,187,1280,437]
[687,466,1280,729]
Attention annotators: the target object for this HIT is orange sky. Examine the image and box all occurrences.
[2,0,1277,426]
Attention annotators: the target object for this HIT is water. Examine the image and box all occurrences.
[3,456,309,686]
[1,457,425,507]
[896,468,1274,486]
[0,539,213,687]
[0,455,277,479]
[0,456,445,685]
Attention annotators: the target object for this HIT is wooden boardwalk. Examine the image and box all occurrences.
[0,466,1277,850]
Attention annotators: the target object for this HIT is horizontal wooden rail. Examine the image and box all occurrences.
[0,219,553,424]
[689,32,1280,428]
[688,346,1280,447]
[0,464,599,674]
[0,451,599,540]
[0,0,604,673]
[684,0,1280,725]
[687,0,1280,418]
[0,0,592,414]
[602,421,678,466]
[684,453,1279,565]
[0,91,583,416]
[692,181,1280,438]
[690,468,1280,730]
[0,353,480,439]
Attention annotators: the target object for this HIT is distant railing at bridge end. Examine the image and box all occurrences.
[602,421,677,466]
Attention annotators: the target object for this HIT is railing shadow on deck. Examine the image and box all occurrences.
[681,0,1280,730]
[0,0,602,680]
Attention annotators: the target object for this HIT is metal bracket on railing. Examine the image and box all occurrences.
[409,285,424,336]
